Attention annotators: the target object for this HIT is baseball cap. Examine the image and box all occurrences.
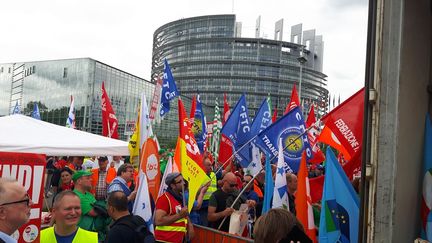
[72,170,93,181]
[165,172,181,185]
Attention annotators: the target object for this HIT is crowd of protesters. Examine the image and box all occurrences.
[0,149,335,243]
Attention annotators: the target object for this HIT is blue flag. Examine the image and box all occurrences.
[240,98,272,171]
[234,95,252,168]
[31,103,41,120]
[12,101,21,115]
[255,106,311,172]
[192,95,207,153]
[262,153,274,215]
[160,59,179,117]
[319,147,359,243]
[421,114,432,241]
[219,94,251,167]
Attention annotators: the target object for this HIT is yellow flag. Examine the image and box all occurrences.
[128,106,140,161]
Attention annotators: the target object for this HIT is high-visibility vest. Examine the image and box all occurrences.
[203,172,217,201]
[90,167,116,195]
[155,192,187,243]
[40,226,97,243]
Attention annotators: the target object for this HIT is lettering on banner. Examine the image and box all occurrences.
[239,105,250,133]
[334,119,360,152]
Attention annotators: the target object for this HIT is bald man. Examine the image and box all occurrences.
[0,178,33,243]
[207,172,255,232]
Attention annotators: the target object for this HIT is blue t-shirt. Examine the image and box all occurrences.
[55,229,77,243]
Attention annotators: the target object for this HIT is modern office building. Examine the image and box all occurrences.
[0,58,153,141]
[151,14,328,119]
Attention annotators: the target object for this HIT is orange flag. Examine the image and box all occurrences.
[317,126,351,160]
[140,137,160,201]
[295,152,317,242]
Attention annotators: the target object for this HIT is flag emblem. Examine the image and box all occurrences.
[281,127,307,159]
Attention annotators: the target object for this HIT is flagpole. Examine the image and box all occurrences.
[216,120,321,230]
[217,168,263,230]
[213,119,320,176]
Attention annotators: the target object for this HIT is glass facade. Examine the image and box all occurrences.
[151,14,328,119]
[0,58,153,141]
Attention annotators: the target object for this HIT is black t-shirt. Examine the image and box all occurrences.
[208,189,246,232]
[106,215,152,243]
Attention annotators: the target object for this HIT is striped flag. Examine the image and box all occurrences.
[66,95,75,129]
[210,99,222,163]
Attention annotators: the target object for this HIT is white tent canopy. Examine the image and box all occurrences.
[0,114,129,156]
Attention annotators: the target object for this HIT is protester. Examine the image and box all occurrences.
[199,153,221,226]
[40,191,98,242]
[58,167,75,192]
[253,208,312,243]
[111,156,124,171]
[71,156,85,171]
[106,191,154,243]
[91,156,116,201]
[154,172,194,243]
[0,178,33,243]
[286,173,297,215]
[208,172,256,232]
[107,164,137,212]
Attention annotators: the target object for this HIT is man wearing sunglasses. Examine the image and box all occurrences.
[0,178,33,243]
[208,172,256,232]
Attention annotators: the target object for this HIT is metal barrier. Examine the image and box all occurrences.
[191,224,254,243]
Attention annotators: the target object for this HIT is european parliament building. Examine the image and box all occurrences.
[0,58,154,141]
[151,14,328,118]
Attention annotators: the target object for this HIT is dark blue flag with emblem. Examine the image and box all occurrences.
[255,106,311,172]
[160,59,179,117]
[319,147,359,243]
[192,95,207,153]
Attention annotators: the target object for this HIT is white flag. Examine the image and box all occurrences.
[272,138,289,210]
[158,157,173,198]
[133,170,155,234]
[66,95,75,129]
[244,144,262,176]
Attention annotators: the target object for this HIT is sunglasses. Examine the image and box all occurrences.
[0,194,30,206]
[229,183,237,188]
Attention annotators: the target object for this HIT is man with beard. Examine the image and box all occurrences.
[154,172,194,243]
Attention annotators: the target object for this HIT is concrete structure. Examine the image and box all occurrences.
[151,14,328,119]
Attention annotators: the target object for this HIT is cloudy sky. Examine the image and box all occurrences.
[0,0,368,101]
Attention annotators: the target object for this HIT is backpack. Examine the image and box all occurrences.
[117,215,155,243]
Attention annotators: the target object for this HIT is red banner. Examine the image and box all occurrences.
[149,78,162,120]
[101,81,119,139]
[284,84,300,114]
[0,152,46,243]
[320,88,364,157]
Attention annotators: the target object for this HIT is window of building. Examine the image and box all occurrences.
[32,66,36,73]
[0,67,3,73]
[63,67,68,78]
[8,67,11,73]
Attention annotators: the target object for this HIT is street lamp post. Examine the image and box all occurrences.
[297,46,307,104]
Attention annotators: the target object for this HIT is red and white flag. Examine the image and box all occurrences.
[101,81,119,139]
[223,93,230,125]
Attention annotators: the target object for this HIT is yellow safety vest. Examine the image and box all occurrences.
[203,172,217,201]
[40,226,98,243]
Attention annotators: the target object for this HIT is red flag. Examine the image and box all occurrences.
[306,105,325,163]
[189,95,197,121]
[101,82,119,139]
[223,93,230,125]
[272,105,278,123]
[284,84,300,114]
[149,77,162,120]
[320,88,364,157]
[295,152,317,242]
[309,150,361,203]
